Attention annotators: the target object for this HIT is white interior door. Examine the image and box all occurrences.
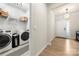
[56,15,70,38]
[56,19,66,38]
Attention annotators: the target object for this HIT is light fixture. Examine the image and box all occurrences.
[64,8,70,19]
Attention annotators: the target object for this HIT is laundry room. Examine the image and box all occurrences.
[0,3,30,56]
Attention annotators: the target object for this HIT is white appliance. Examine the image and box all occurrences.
[19,29,29,45]
[0,29,12,53]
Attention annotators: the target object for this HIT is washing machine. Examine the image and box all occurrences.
[0,29,12,53]
[19,29,29,45]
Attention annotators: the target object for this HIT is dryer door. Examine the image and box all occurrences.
[0,34,11,49]
[21,32,29,41]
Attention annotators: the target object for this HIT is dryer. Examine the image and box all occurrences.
[19,29,29,45]
[0,29,12,53]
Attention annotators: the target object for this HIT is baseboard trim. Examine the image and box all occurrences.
[35,43,48,56]
[56,36,67,39]
[50,37,56,42]
[48,38,55,46]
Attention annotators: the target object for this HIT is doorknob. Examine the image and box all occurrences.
[64,28,66,30]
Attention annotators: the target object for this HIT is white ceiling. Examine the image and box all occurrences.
[47,3,66,9]
[48,3,79,15]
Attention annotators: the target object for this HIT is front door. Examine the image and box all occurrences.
[56,15,70,38]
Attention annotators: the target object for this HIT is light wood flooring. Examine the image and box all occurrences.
[40,38,79,56]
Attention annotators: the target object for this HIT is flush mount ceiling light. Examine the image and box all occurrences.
[64,8,70,19]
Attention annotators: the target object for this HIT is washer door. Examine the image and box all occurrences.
[21,32,29,41]
[0,34,11,49]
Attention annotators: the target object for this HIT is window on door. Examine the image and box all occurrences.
[66,20,70,38]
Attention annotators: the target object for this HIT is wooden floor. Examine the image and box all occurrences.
[40,38,79,56]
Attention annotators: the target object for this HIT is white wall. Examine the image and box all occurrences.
[0,3,28,18]
[30,3,47,55]
[70,12,79,39]
[47,6,55,43]
[0,3,30,33]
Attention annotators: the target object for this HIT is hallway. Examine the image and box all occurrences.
[40,38,79,56]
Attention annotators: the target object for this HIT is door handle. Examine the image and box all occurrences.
[64,28,66,30]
